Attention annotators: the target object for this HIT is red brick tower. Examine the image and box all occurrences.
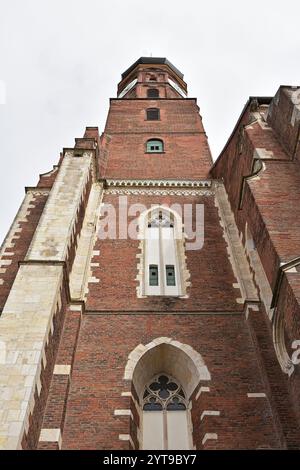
[0,58,300,450]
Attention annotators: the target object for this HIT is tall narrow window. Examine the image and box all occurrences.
[147,88,159,98]
[149,265,159,286]
[142,374,190,450]
[146,139,164,153]
[143,208,183,296]
[166,265,176,286]
[146,108,160,120]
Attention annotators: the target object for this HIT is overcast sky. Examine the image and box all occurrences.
[0,0,300,243]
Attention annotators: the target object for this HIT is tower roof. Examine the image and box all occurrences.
[121,57,184,81]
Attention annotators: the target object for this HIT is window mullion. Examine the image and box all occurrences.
[159,224,165,295]
[163,409,168,450]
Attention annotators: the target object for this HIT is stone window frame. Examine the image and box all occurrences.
[136,206,190,298]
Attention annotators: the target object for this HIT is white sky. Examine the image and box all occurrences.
[0,0,300,242]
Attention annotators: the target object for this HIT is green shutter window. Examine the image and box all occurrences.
[149,265,159,286]
[146,139,164,153]
[166,265,176,286]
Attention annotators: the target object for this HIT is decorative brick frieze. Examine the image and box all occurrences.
[106,178,212,188]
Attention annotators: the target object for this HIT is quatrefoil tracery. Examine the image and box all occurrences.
[143,374,187,411]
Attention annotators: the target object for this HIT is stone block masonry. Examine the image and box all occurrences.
[0,150,94,449]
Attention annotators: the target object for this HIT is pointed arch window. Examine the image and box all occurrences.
[142,374,190,450]
[146,139,164,153]
[140,207,187,297]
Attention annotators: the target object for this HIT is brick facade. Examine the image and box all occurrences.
[0,58,300,450]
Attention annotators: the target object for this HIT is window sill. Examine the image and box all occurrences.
[145,152,165,154]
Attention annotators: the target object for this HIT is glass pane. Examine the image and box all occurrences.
[149,265,158,286]
[147,140,163,153]
[166,411,190,450]
[159,388,170,399]
[166,401,186,411]
[142,411,164,450]
[166,265,176,286]
[143,374,187,412]
[147,109,159,120]
[167,382,178,392]
[143,402,163,411]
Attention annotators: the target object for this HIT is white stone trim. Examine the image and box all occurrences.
[106,188,213,196]
[114,409,134,420]
[0,264,64,449]
[25,151,93,262]
[214,183,258,303]
[136,206,190,298]
[69,182,104,300]
[0,192,38,285]
[106,179,212,188]
[119,391,141,441]
[244,223,274,320]
[119,434,135,449]
[0,192,37,257]
[253,148,274,159]
[247,393,267,398]
[200,410,220,421]
[125,337,210,405]
[195,386,210,400]
[53,365,71,376]
[247,110,271,130]
[0,259,12,266]
[202,433,218,445]
[245,303,260,320]
[69,304,83,312]
[0,151,93,449]
[39,428,62,448]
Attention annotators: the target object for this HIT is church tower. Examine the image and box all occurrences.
[0,58,300,450]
